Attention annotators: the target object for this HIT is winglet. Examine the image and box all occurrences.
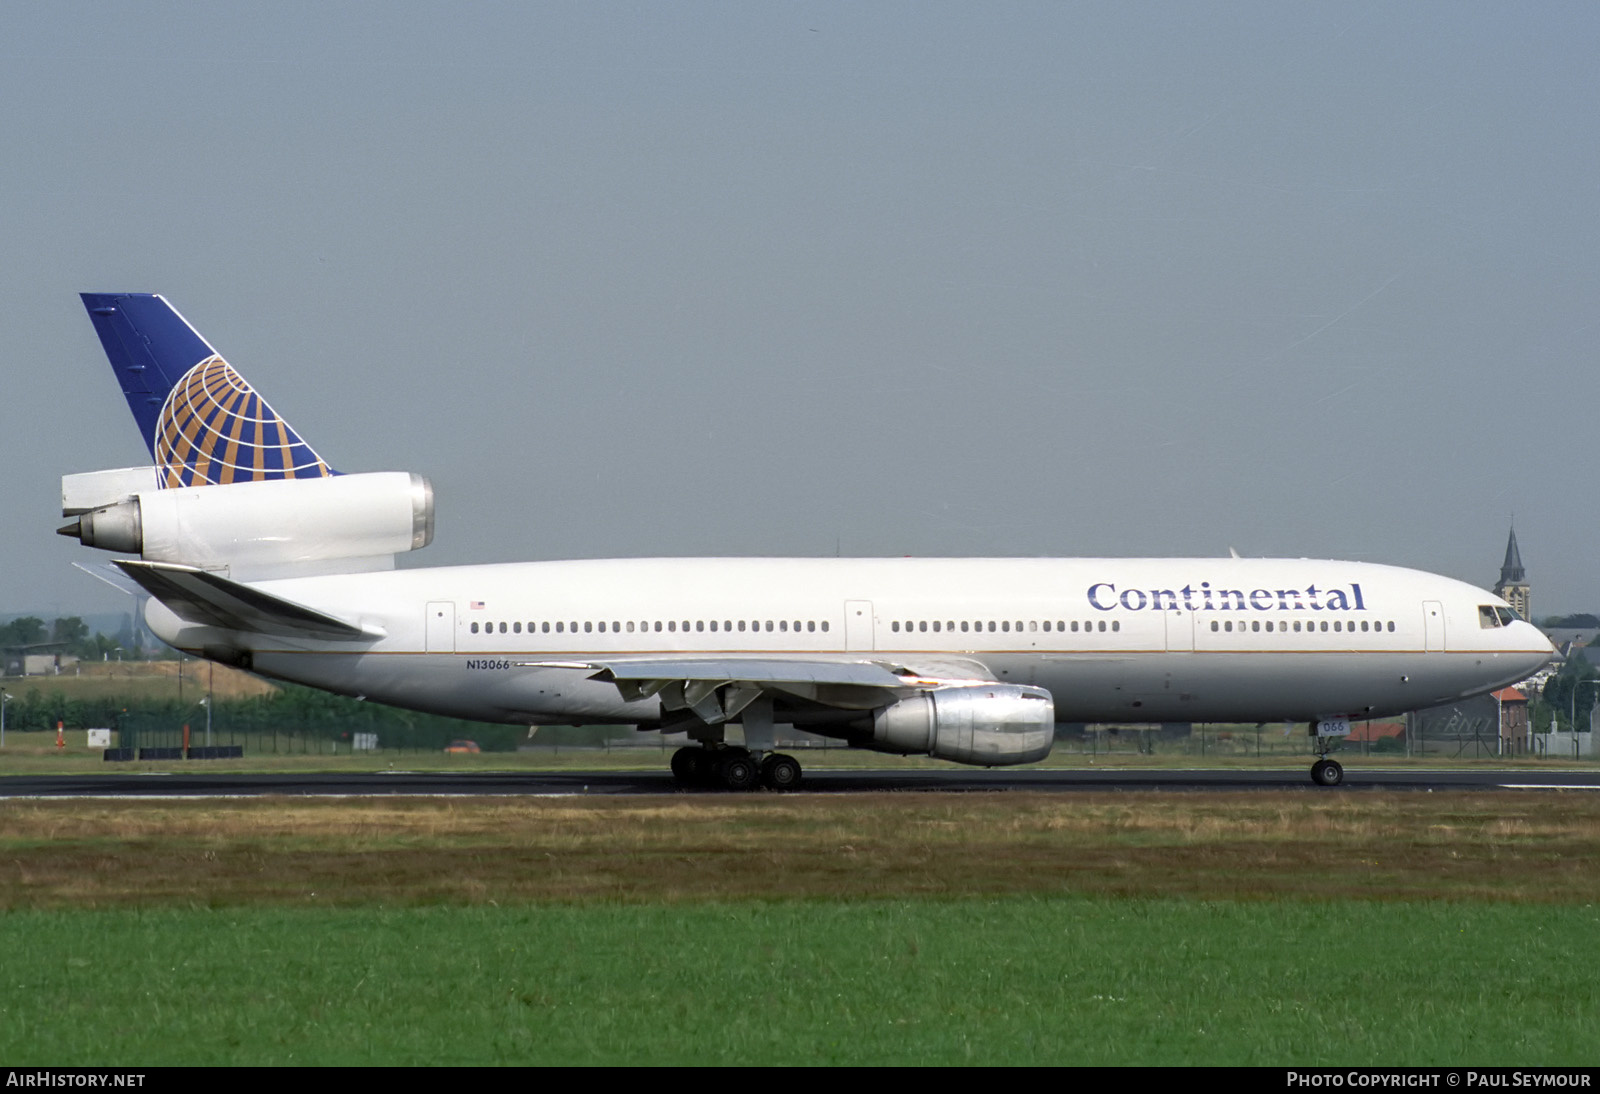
[80,293,335,488]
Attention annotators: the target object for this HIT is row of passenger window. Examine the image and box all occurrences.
[1211,619,1397,633]
[886,618,1396,637]
[470,619,832,636]
[891,619,1122,634]
[469,615,1397,638]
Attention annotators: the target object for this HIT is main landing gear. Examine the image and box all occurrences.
[671,746,802,791]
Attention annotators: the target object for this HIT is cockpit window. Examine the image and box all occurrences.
[1479,605,1503,629]
[1496,606,1518,626]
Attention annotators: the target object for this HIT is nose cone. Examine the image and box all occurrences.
[1514,621,1559,675]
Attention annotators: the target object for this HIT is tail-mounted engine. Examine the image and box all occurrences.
[59,469,433,576]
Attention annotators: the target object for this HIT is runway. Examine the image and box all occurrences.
[3,766,1598,798]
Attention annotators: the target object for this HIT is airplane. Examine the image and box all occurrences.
[58,293,1556,789]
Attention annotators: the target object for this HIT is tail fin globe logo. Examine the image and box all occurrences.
[155,355,331,487]
[80,293,335,489]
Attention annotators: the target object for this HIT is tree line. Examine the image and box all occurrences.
[1531,652,1599,734]
[0,615,152,661]
[3,682,537,751]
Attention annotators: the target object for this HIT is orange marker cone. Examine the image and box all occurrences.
[55,721,64,750]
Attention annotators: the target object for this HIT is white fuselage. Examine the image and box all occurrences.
[144,555,1555,732]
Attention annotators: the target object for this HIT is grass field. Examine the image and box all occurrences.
[5,899,1596,1066]
[2,792,1598,1064]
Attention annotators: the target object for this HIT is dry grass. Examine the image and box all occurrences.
[2,791,1598,908]
[5,660,276,701]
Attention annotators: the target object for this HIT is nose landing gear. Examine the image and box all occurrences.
[1309,718,1351,787]
[1310,757,1344,786]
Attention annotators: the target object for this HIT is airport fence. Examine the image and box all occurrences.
[5,676,1593,761]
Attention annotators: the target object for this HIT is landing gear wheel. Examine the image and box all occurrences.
[671,747,706,785]
[759,753,802,791]
[719,754,758,791]
[1310,759,1344,787]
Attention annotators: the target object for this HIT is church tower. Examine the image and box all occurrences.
[1494,526,1530,621]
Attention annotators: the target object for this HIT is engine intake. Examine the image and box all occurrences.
[862,683,1055,766]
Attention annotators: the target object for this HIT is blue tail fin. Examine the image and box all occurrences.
[80,293,334,488]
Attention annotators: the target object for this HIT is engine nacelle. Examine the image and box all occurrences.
[863,683,1055,766]
[60,471,433,573]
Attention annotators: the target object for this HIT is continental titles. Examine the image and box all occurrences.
[1087,582,1366,613]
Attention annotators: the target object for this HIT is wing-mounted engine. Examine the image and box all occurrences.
[562,657,1056,767]
[858,683,1056,766]
[58,469,433,578]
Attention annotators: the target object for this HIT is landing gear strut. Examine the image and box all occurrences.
[670,746,803,791]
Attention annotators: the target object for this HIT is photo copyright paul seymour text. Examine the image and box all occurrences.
[1287,1075,1591,1088]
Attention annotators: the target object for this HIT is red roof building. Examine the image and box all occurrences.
[1492,687,1530,752]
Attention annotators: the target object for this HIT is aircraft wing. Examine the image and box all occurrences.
[522,654,1001,725]
[578,658,907,688]
[113,560,383,642]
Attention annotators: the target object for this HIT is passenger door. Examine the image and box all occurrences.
[426,601,456,653]
[845,600,874,651]
[1423,600,1444,652]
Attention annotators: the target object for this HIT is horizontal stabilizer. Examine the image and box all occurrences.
[71,561,144,597]
[113,560,381,642]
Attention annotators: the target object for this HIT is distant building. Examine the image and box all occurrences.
[1,644,74,678]
[1494,526,1530,621]
[1348,720,1406,746]
[1492,687,1530,752]
[1545,627,1600,651]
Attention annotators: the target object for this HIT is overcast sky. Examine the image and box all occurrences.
[3,2,1597,622]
